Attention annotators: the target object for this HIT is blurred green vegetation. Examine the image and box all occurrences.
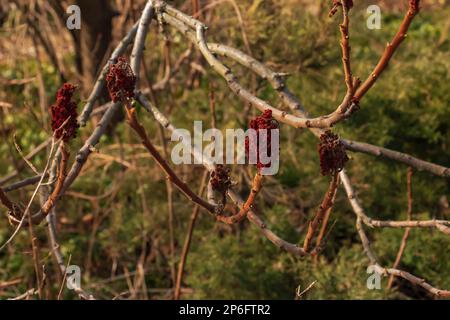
[0,0,449,299]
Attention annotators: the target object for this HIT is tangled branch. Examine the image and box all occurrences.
[2,0,448,299]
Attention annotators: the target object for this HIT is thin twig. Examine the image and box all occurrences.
[174,170,209,300]
[387,167,413,289]
[40,143,69,216]
[353,2,421,102]
[314,180,339,253]
[303,172,339,252]
[342,140,450,178]
[0,138,51,186]
[57,254,72,300]
[209,82,217,129]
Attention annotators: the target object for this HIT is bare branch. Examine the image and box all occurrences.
[131,0,155,88]
[356,217,450,298]
[340,171,450,234]
[342,139,450,178]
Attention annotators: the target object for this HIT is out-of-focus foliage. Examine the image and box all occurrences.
[0,0,448,299]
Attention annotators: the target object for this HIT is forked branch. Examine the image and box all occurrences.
[303,172,339,252]
[125,106,217,214]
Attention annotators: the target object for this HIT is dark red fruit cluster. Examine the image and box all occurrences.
[50,83,79,142]
[318,130,349,176]
[106,56,136,103]
[210,164,232,193]
[245,109,279,170]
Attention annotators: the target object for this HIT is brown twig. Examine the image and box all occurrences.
[295,280,317,300]
[56,254,72,300]
[8,288,38,300]
[26,203,43,299]
[209,82,217,129]
[40,143,69,216]
[14,0,440,299]
[303,172,339,252]
[78,21,141,126]
[174,170,209,300]
[353,1,421,102]
[313,176,339,255]
[339,0,354,94]
[158,123,177,287]
[388,167,413,289]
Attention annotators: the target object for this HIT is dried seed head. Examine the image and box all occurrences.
[50,83,79,142]
[318,130,349,176]
[245,109,279,171]
[210,164,232,192]
[106,56,136,103]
